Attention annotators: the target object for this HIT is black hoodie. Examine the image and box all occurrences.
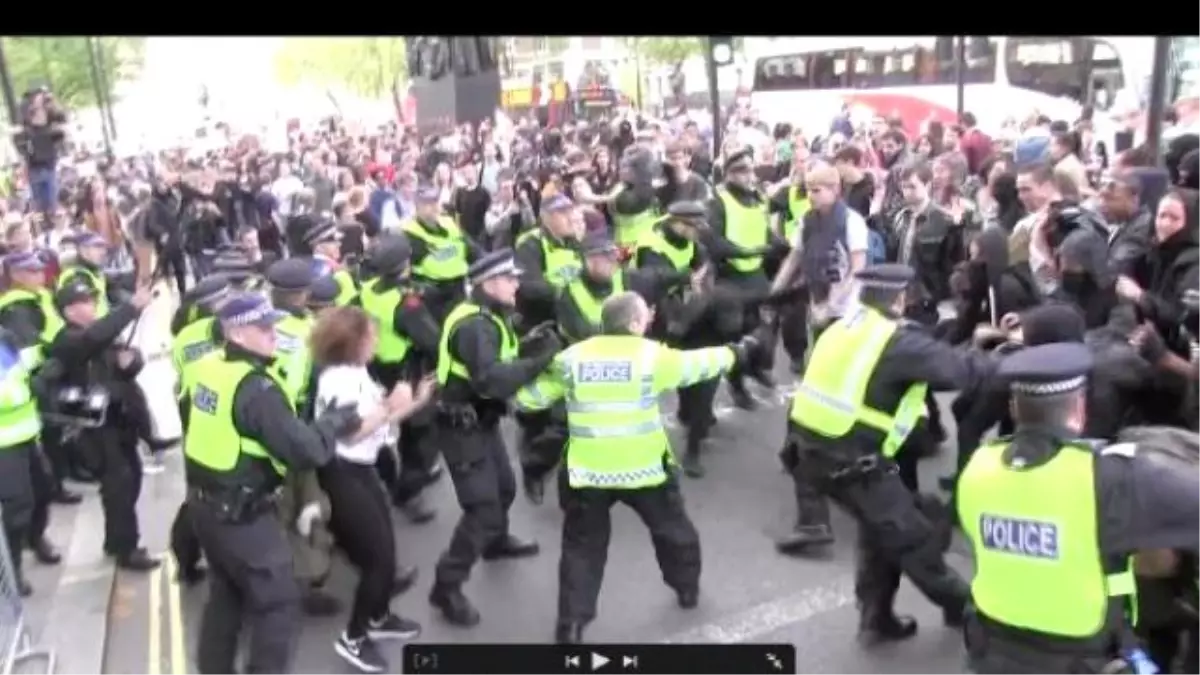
[1138,189,1200,356]
[947,227,1041,345]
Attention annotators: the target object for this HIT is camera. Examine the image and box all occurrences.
[42,384,111,429]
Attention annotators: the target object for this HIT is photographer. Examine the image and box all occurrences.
[14,86,67,219]
[46,280,159,571]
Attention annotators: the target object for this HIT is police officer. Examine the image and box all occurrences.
[180,293,357,673]
[267,259,319,409]
[705,149,789,408]
[49,280,159,570]
[307,275,341,315]
[957,342,1200,674]
[403,185,480,323]
[611,145,661,248]
[513,193,584,328]
[0,325,44,595]
[303,219,358,307]
[785,264,990,641]
[57,232,114,316]
[429,249,558,627]
[515,291,764,643]
[211,247,263,292]
[358,235,444,523]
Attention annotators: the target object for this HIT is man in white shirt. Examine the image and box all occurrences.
[271,162,305,222]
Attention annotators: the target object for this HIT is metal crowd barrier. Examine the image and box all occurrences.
[0,506,55,674]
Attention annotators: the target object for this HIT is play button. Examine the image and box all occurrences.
[590,652,610,670]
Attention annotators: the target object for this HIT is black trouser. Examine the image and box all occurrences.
[0,442,37,578]
[84,426,143,556]
[779,301,809,369]
[434,425,517,587]
[171,501,203,572]
[557,469,701,625]
[160,246,189,295]
[518,407,567,482]
[678,378,719,453]
[964,613,1116,674]
[190,499,300,674]
[320,459,397,638]
[36,424,70,492]
[828,466,967,621]
[27,444,54,545]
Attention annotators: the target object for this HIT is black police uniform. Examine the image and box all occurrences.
[513,194,581,329]
[408,188,484,324]
[961,343,1200,674]
[181,296,352,674]
[783,264,991,640]
[47,283,159,570]
[302,220,358,301]
[429,250,556,627]
[358,235,445,522]
[0,326,41,594]
[171,275,232,336]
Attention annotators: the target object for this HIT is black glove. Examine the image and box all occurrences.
[727,333,762,370]
[312,402,362,458]
[1134,323,1169,364]
[522,326,564,359]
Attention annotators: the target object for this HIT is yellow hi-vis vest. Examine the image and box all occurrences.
[359,283,413,365]
[957,440,1137,639]
[402,216,469,282]
[516,229,581,288]
[0,341,41,447]
[718,187,769,274]
[271,312,314,404]
[57,264,110,316]
[172,317,219,398]
[436,302,518,386]
[332,269,358,306]
[635,226,695,273]
[783,185,811,243]
[0,288,64,369]
[558,335,672,489]
[563,270,626,341]
[613,208,659,247]
[789,306,928,457]
[184,353,290,477]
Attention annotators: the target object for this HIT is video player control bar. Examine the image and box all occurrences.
[404,643,796,674]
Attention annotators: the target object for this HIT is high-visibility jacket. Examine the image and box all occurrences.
[172,317,219,398]
[57,264,109,316]
[272,312,314,405]
[562,270,626,342]
[958,439,1137,640]
[635,226,695,273]
[436,302,518,386]
[789,306,927,457]
[718,188,769,274]
[360,283,413,365]
[0,340,40,448]
[516,229,581,288]
[514,334,735,488]
[782,185,811,243]
[0,288,65,369]
[331,269,359,306]
[184,353,290,477]
[613,208,659,248]
[402,216,469,282]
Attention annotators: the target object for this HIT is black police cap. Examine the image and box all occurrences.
[666,200,707,221]
[54,281,97,309]
[187,275,231,309]
[302,220,339,247]
[997,342,1093,398]
[855,263,914,291]
[266,258,316,292]
[371,234,414,275]
[467,249,522,286]
[724,148,753,172]
[308,275,340,306]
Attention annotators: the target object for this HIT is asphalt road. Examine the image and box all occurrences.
[102,353,975,674]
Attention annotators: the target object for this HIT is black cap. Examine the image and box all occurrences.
[371,234,414,275]
[467,249,522,286]
[54,281,97,309]
[308,275,340,307]
[216,293,288,327]
[580,230,619,256]
[855,264,914,291]
[302,220,340,247]
[187,275,231,310]
[266,258,316,292]
[724,148,753,172]
[666,200,707,221]
[997,342,1093,398]
[213,249,257,279]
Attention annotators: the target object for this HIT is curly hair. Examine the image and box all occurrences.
[309,306,373,367]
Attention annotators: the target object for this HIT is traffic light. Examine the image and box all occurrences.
[709,37,735,67]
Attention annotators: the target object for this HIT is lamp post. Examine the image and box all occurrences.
[706,36,734,161]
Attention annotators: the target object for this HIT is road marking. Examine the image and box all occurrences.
[662,575,855,644]
[165,555,187,675]
[148,565,162,675]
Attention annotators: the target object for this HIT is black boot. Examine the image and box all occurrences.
[522,473,545,505]
[399,494,436,524]
[681,432,704,478]
[729,378,758,411]
[51,489,82,505]
[774,524,834,555]
[482,534,540,560]
[429,584,481,627]
[857,610,918,646]
[676,588,699,609]
[30,538,62,565]
[117,548,161,572]
[554,622,584,644]
[177,564,207,586]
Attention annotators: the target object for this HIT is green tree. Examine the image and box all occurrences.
[2,37,145,108]
[274,37,407,99]
[624,37,744,66]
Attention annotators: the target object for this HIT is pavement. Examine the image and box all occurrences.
[31,286,977,674]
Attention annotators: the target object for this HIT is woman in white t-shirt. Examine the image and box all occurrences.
[311,306,436,673]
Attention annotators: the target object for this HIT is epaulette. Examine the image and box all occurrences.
[1099,442,1137,458]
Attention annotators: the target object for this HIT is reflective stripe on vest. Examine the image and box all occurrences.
[272,313,314,404]
[958,441,1136,639]
[718,188,769,273]
[184,353,290,476]
[613,209,659,247]
[332,269,358,306]
[402,216,469,281]
[788,306,927,457]
[436,302,519,386]
[517,229,581,287]
[58,265,110,316]
[635,226,694,272]
[560,336,668,489]
[360,283,413,364]
[0,288,65,368]
[564,270,626,338]
[783,185,811,243]
[172,317,219,397]
[0,345,40,447]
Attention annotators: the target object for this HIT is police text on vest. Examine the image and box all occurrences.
[980,515,1059,560]
[578,360,633,383]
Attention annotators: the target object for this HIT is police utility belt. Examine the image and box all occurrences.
[436,401,503,430]
[42,385,111,429]
[826,453,896,483]
[187,485,281,524]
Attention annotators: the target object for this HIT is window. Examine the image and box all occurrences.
[1006,37,1086,100]
[753,54,810,91]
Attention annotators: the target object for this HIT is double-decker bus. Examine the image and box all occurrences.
[748,37,1156,138]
